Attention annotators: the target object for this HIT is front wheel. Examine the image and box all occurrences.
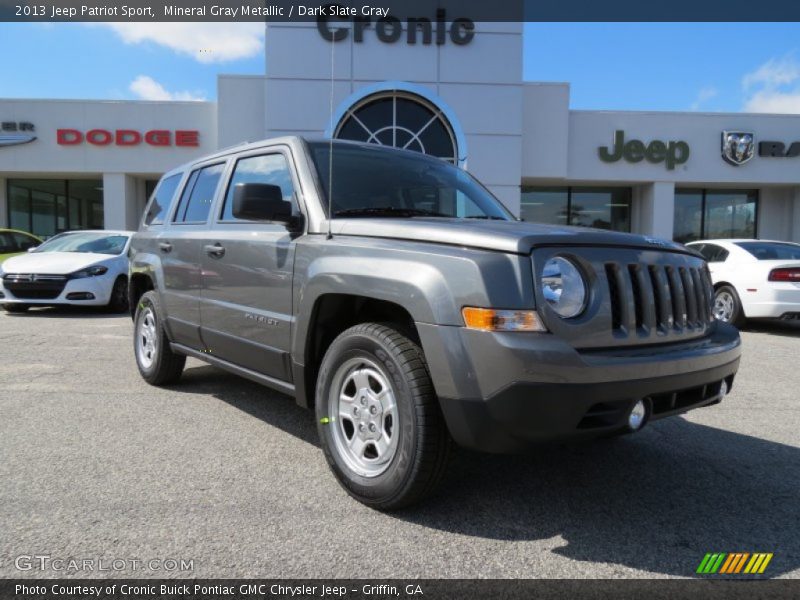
[316,323,451,510]
[107,276,129,313]
[713,285,745,328]
[133,291,185,385]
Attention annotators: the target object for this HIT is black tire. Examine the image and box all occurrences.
[133,290,186,385]
[714,285,746,328]
[2,303,29,313]
[315,322,451,510]
[107,276,129,313]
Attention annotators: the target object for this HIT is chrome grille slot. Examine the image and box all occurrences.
[680,267,699,327]
[605,263,624,332]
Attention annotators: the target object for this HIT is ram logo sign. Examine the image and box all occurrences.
[721,131,755,166]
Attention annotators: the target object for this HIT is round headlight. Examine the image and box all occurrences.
[541,257,587,318]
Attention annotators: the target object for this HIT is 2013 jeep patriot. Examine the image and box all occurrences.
[129,137,741,509]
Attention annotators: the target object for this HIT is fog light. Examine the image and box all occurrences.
[66,292,95,300]
[720,379,728,397]
[628,399,647,431]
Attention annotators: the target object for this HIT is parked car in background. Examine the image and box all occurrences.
[687,239,800,326]
[0,230,133,313]
[0,228,42,264]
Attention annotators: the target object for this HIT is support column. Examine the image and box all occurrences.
[791,187,800,243]
[0,177,7,228]
[634,182,675,240]
[102,173,138,230]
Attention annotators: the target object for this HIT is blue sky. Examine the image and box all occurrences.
[1,22,800,113]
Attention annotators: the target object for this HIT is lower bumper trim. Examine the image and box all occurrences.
[439,358,740,453]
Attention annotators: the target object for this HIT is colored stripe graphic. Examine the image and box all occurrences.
[699,552,773,575]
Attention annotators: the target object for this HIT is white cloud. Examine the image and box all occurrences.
[742,53,800,114]
[743,90,800,114]
[89,23,264,64]
[743,54,800,89]
[129,75,205,101]
[689,86,718,111]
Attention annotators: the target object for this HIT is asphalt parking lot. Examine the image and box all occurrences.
[1,308,798,579]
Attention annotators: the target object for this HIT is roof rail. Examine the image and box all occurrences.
[216,140,252,152]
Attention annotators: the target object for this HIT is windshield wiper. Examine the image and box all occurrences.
[464,215,508,220]
[334,207,449,218]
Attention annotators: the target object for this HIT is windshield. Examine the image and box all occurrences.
[735,241,800,260]
[308,142,512,220]
[35,232,129,255]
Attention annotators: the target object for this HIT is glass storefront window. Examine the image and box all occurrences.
[705,191,757,239]
[520,187,569,225]
[6,179,103,238]
[673,190,703,243]
[674,189,757,243]
[520,186,632,232]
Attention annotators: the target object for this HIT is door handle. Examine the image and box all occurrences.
[158,242,172,253]
[204,243,226,258]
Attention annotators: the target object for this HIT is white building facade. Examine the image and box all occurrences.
[2,20,800,244]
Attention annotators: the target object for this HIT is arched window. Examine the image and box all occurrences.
[334,91,458,163]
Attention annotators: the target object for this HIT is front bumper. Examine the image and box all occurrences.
[0,273,114,306]
[741,283,800,319]
[417,321,741,453]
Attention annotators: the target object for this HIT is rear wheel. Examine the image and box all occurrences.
[134,291,185,385]
[316,322,451,510]
[2,303,29,313]
[713,285,745,328]
[107,276,129,313]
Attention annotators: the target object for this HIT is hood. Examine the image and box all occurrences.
[330,218,692,255]
[1,251,115,275]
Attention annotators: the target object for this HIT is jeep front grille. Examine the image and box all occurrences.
[533,247,714,349]
[604,262,713,336]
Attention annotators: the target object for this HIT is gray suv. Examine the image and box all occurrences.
[129,137,741,509]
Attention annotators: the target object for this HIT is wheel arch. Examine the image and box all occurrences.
[128,272,155,319]
[295,292,422,409]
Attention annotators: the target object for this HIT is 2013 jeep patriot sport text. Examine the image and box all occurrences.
[129,137,741,509]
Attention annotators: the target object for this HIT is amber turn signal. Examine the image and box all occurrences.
[462,307,547,332]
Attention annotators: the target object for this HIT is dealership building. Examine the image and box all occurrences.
[2,21,800,244]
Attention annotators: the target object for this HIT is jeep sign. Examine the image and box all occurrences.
[599,130,690,170]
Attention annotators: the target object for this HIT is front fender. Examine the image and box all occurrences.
[291,237,535,403]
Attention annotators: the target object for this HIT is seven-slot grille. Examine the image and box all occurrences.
[604,262,713,336]
[3,274,68,299]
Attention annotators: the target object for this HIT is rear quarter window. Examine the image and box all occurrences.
[144,173,183,226]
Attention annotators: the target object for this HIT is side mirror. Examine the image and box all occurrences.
[232,183,292,223]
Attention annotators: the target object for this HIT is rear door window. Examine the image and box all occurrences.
[11,232,38,251]
[173,163,225,224]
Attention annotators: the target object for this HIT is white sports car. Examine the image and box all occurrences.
[686,239,800,326]
[0,230,133,313]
